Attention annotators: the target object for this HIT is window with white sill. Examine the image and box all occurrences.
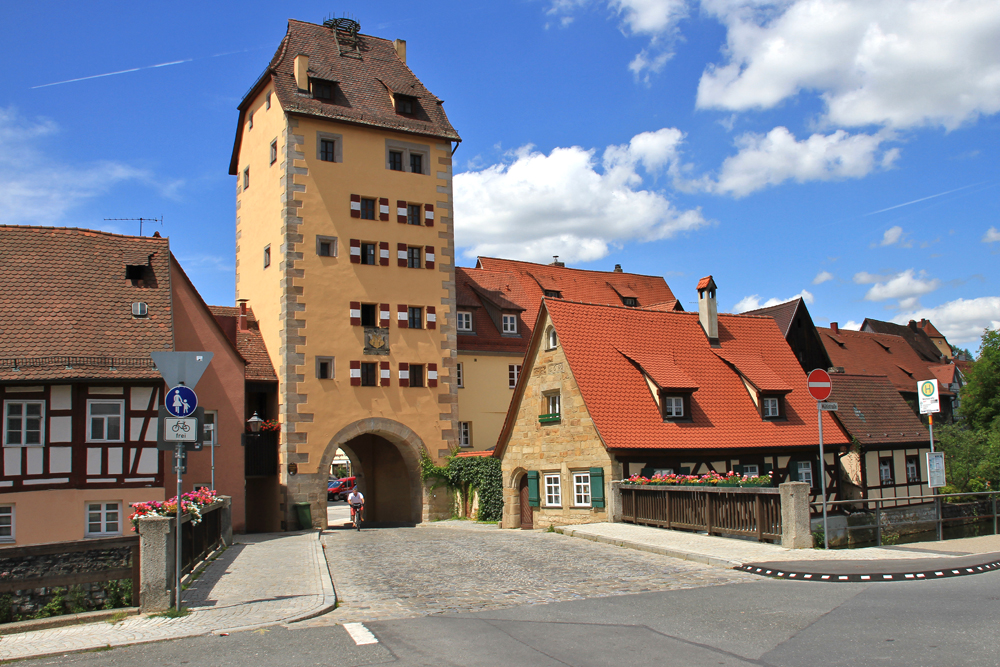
[0,506,13,542]
[573,472,591,507]
[544,474,561,507]
[457,312,472,332]
[86,502,122,537]
[87,400,124,443]
[4,401,44,447]
[502,314,517,334]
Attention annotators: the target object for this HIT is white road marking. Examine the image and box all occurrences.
[344,622,378,645]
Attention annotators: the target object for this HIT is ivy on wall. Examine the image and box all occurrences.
[421,452,503,522]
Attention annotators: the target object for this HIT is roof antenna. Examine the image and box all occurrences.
[104,216,163,237]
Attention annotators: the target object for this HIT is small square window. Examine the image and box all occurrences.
[408,306,423,329]
[396,95,415,115]
[263,245,271,269]
[663,396,684,418]
[409,364,425,388]
[573,473,591,507]
[312,79,334,100]
[763,397,780,418]
[544,290,561,298]
[407,204,422,226]
[361,243,377,265]
[459,422,471,447]
[742,464,759,478]
[410,153,422,174]
[87,400,123,443]
[320,139,336,162]
[361,304,377,327]
[906,456,919,484]
[4,401,44,447]
[86,502,121,537]
[508,364,521,389]
[407,247,422,269]
[270,140,277,165]
[243,167,250,190]
[361,198,376,220]
[317,357,334,380]
[456,362,464,388]
[0,506,13,541]
[457,312,472,332]
[317,236,338,257]
[502,314,517,334]
[622,297,638,307]
[544,474,562,507]
[389,151,403,171]
[361,363,378,387]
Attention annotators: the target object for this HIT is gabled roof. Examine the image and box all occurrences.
[916,318,945,339]
[498,300,847,454]
[231,19,459,174]
[827,374,928,446]
[459,259,680,355]
[818,327,952,395]
[927,363,960,387]
[0,226,172,381]
[861,318,943,363]
[207,306,278,382]
[742,298,802,338]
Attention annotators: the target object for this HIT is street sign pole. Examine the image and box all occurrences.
[807,369,834,550]
[818,402,828,550]
[174,442,184,610]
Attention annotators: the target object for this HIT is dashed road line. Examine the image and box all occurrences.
[344,622,378,645]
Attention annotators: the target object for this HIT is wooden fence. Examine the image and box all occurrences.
[0,536,139,604]
[619,484,782,543]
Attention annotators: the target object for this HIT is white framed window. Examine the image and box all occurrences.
[879,458,894,486]
[0,506,13,542]
[797,461,813,488]
[573,472,591,507]
[87,400,124,443]
[508,364,521,389]
[546,327,558,350]
[763,397,780,418]
[459,422,471,447]
[502,314,517,334]
[652,468,674,476]
[663,396,684,418]
[456,363,464,388]
[906,456,919,484]
[203,411,217,447]
[743,464,759,477]
[544,474,562,507]
[4,400,44,447]
[457,311,472,331]
[86,502,122,537]
[546,393,561,415]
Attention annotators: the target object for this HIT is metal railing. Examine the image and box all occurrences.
[619,484,782,543]
[810,491,1000,548]
[180,502,224,575]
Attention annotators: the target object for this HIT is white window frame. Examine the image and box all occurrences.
[457,311,472,332]
[743,464,760,478]
[546,327,558,350]
[663,396,684,418]
[508,364,521,389]
[880,459,893,485]
[502,314,517,334]
[456,362,464,388]
[546,393,561,415]
[544,473,562,507]
[797,461,814,488]
[86,399,125,443]
[459,422,471,447]
[763,397,780,418]
[906,457,919,483]
[573,472,592,507]
[86,501,122,537]
[0,505,14,542]
[203,410,217,447]
[3,400,45,447]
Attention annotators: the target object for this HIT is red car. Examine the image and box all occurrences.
[327,477,356,501]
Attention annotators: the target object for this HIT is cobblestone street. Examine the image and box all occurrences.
[306,521,755,626]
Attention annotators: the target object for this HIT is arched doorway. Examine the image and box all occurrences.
[318,418,426,525]
[518,475,533,529]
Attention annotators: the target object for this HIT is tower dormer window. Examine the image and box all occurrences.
[311,79,335,101]
[622,297,638,307]
[395,94,415,115]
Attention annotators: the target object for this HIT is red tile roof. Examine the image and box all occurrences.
[207,306,277,382]
[618,348,698,390]
[231,19,459,174]
[818,327,952,395]
[696,276,714,290]
[742,298,802,338]
[916,319,944,338]
[827,374,928,446]
[861,318,943,363]
[0,226,172,381]
[928,364,959,386]
[509,300,848,452]
[459,259,680,355]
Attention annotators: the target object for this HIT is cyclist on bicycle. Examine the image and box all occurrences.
[346,489,365,526]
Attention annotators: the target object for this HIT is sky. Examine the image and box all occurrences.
[1,1,998,351]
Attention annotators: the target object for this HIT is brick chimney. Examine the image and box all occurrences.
[394,39,407,64]
[830,322,839,334]
[697,276,718,345]
[550,256,565,268]
[294,54,309,91]
[238,299,249,332]
[613,264,623,273]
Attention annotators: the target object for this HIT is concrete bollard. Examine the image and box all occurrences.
[136,515,173,612]
[779,482,812,549]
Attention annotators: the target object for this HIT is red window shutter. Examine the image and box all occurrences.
[397,200,407,224]
[399,362,410,388]
[425,246,435,270]
[424,204,434,227]
[426,306,436,330]
[350,360,361,386]
[397,242,407,267]
[379,197,389,221]
[428,363,438,388]
[379,241,389,266]
[350,301,361,326]
[349,239,361,264]
[350,194,361,218]
[380,361,391,386]
[379,303,390,328]
[397,304,408,328]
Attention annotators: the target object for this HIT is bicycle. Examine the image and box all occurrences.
[350,503,364,531]
[171,421,190,433]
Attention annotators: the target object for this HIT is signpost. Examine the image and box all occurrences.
[807,369,833,549]
[918,378,944,539]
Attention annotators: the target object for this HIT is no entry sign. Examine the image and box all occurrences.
[807,369,833,401]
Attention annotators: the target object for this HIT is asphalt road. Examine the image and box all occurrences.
[34,564,1000,666]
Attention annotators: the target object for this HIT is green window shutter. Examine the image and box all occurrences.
[589,467,605,508]
[639,467,655,478]
[789,461,798,482]
[527,471,540,507]
[679,467,691,475]
[762,464,773,476]
[733,465,744,476]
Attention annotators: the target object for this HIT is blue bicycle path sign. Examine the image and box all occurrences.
[165,385,198,417]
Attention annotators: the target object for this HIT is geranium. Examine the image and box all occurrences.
[623,471,773,488]
[130,489,219,531]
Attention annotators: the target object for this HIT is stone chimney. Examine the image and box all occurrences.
[394,39,407,64]
[238,299,249,332]
[697,276,718,345]
[550,256,565,268]
[613,264,623,273]
[294,54,309,91]
[830,322,839,334]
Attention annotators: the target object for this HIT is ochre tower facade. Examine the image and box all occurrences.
[230,18,460,527]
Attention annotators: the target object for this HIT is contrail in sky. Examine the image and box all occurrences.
[32,49,255,89]
[864,182,981,216]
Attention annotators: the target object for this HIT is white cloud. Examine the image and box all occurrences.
[858,268,941,308]
[628,49,673,82]
[696,0,1000,130]
[879,226,903,246]
[453,134,709,264]
[841,320,863,330]
[983,226,1000,243]
[894,297,1000,346]
[705,126,896,197]
[813,270,834,284]
[0,106,177,226]
[732,289,814,313]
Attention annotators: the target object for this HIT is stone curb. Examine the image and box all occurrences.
[555,527,743,569]
[0,607,140,636]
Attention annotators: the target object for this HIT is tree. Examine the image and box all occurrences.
[936,423,1000,492]
[960,328,1000,430]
